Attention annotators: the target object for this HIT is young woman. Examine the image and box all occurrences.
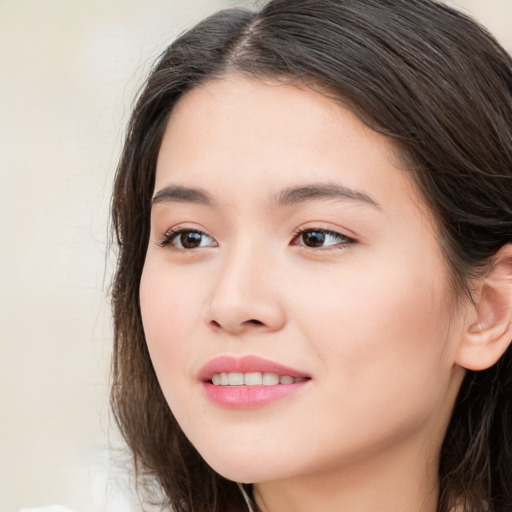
[110,1,512,511]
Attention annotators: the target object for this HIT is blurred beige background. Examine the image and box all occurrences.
[1,1,511,511]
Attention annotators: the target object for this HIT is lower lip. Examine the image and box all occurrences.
[203,381,309,409]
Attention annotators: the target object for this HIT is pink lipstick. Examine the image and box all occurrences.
[198,355,310,409]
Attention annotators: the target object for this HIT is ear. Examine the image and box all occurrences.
[455,244,512,371]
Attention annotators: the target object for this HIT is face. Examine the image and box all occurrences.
[140,75,466,487]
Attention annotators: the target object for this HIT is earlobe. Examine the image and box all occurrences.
[455,244,512,371]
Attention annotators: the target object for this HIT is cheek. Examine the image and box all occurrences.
[139,260,204,385]
[295,254,455,417]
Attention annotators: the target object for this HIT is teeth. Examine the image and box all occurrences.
[244,372,263,385]
[228,372,244,386]
[262,372,279,385]
[211,372,306,386]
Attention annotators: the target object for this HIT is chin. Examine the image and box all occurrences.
[196,443,295,484]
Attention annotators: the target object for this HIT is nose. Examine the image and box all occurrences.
[204,243,286,336]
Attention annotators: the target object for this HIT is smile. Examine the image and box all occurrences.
[199,355,311,408]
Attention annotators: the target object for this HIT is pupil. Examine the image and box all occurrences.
[304,231,325,247]
[181,232,202,248]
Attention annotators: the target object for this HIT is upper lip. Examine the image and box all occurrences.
[198,355,311,382]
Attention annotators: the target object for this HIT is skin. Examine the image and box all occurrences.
[140,75,471,512]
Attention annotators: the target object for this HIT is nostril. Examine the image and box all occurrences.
[207,318,267,332]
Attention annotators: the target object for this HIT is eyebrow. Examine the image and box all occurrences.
[152,186,215,206]
[273,183,381,210]
[151,182,381,210]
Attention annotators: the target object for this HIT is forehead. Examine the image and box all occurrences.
[156,75,408,195]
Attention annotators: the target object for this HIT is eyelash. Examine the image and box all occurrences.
[157,226,217,249]
[157,226,356,251]
[291,227,356,250]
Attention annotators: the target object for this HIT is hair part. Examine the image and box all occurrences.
[110,1,512,511]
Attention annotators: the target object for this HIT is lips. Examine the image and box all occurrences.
[198,355,311,409]
[198,355,310,382]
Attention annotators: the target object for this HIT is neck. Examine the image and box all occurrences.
[251,437,440,512]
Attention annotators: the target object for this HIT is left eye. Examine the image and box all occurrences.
[160,229,217,249]
[293,229,353,248]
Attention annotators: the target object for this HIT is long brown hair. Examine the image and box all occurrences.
[110,1,512,510]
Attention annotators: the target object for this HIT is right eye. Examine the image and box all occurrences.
[159,229,217,250]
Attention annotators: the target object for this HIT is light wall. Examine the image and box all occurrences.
[1,1,510,511]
